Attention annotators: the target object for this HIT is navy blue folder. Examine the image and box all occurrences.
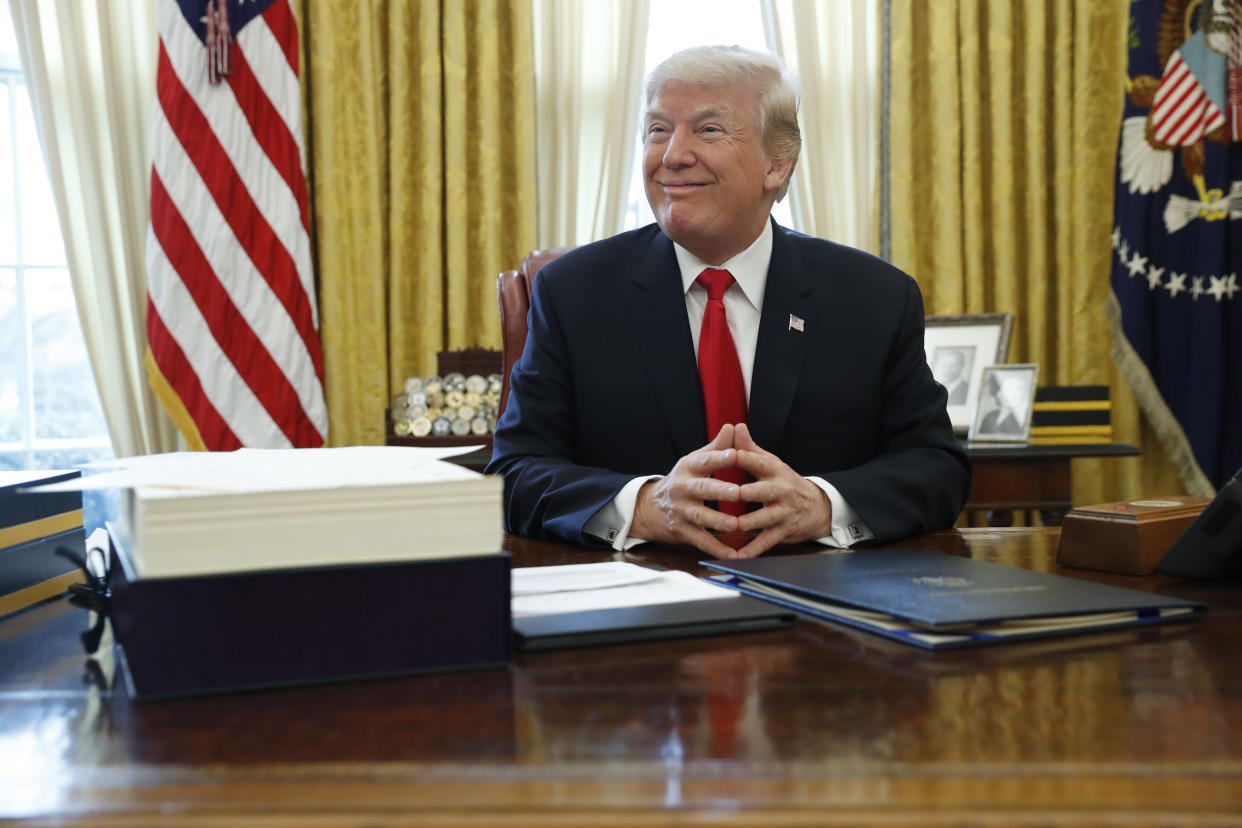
[703,549,1205,650]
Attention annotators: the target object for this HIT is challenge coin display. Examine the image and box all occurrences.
[390,373,503,442]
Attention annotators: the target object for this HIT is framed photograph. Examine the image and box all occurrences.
[924,313,1014,434]
[968,364,1040,443]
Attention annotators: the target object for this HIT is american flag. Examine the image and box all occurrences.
[1110,0,1242,492]
[1149,50,1225,147]
[146,0,327,450]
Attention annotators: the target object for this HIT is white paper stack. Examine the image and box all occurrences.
[29,446,503,579]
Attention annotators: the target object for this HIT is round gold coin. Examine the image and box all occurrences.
[425,379,443,395]
[426,391,445,408]
[410,417,433,437]
[394,418,411,436]
[404,377,423,395]
[445,389,465,408]
[464,391,483,407]
[407,404,427,419]
[426,406,444,420]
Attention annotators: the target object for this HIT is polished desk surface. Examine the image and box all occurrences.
[2,529,1240,826]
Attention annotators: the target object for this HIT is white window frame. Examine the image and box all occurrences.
[0,52,111,470]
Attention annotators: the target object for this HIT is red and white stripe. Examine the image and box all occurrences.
[1229,2,1241,141]
[146,0,327,450]
[1150,50,1226,146]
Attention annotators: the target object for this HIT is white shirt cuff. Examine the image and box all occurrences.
[807,476,874,548]
[584,476,661,551]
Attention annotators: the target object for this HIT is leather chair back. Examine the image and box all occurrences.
[496,246,577,417]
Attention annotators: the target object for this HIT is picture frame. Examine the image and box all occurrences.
[924,313,1014,434]
[968,363,1040,443]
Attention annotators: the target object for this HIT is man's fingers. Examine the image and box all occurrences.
[682,500,740,534]
[682,474,742,504]
[686,447,740,476]
[735,502,787,533]
[737,479,780,503]
[692,529,750,560]
[733,528,784,559]
[734,448,780,479]
[706,423,735,450]
[732,422,757,451]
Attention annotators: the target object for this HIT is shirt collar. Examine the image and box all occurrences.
[674,219,773,312]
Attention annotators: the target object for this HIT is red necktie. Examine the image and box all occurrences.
[696,268,747,516]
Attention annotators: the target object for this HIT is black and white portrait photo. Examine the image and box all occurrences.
[930,346,975,406]
[969,364,1039,442]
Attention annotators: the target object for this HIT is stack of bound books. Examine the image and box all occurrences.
[1030,385,1112,445]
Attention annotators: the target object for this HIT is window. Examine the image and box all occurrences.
[622,0,795,233]
[0,5,112,470]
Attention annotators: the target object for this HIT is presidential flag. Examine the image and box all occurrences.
[145,0,328,450]
[1109,0,1241,492]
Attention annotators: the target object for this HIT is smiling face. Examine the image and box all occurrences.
[997,375,1029,411]
[643,80,792,265]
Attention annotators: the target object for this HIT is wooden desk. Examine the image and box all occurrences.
[966,442,1142,526]
[2,529,1240,825]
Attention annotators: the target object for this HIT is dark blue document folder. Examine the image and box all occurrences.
[703,549,1205,649]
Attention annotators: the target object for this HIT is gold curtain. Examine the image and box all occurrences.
[296,0,536,447]
[884,0,1184,506]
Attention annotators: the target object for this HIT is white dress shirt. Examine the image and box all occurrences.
[583,221,874,550]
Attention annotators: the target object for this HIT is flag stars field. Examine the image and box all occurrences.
[1111,231,1238,305]
[1164,272,1187,298]
[1145,264,1165,290]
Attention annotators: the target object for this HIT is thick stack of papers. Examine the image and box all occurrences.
[29,446,502,578]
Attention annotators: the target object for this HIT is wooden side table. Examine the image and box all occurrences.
[965,443,1141,526]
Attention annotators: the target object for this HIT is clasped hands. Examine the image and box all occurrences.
[630,423,833,559]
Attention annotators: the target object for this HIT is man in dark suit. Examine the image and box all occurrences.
[488,46,970,559]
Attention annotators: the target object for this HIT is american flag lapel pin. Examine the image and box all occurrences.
[788,314,805,333]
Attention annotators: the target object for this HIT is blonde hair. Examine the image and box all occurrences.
[644,45,801,201]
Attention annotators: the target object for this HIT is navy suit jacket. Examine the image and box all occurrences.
[486,221,971,547]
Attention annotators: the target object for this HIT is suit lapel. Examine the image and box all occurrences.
[626,231,706,455]
[749,223,817,450]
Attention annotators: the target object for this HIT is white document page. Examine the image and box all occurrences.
[512,561,737,618]
[22,445,484,493]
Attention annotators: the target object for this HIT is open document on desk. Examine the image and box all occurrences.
[511,562,793,651]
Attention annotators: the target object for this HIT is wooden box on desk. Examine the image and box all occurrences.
[105,528,510,700]
[1057,496,1210,575]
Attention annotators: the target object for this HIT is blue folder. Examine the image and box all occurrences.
[703,549,1205,650]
